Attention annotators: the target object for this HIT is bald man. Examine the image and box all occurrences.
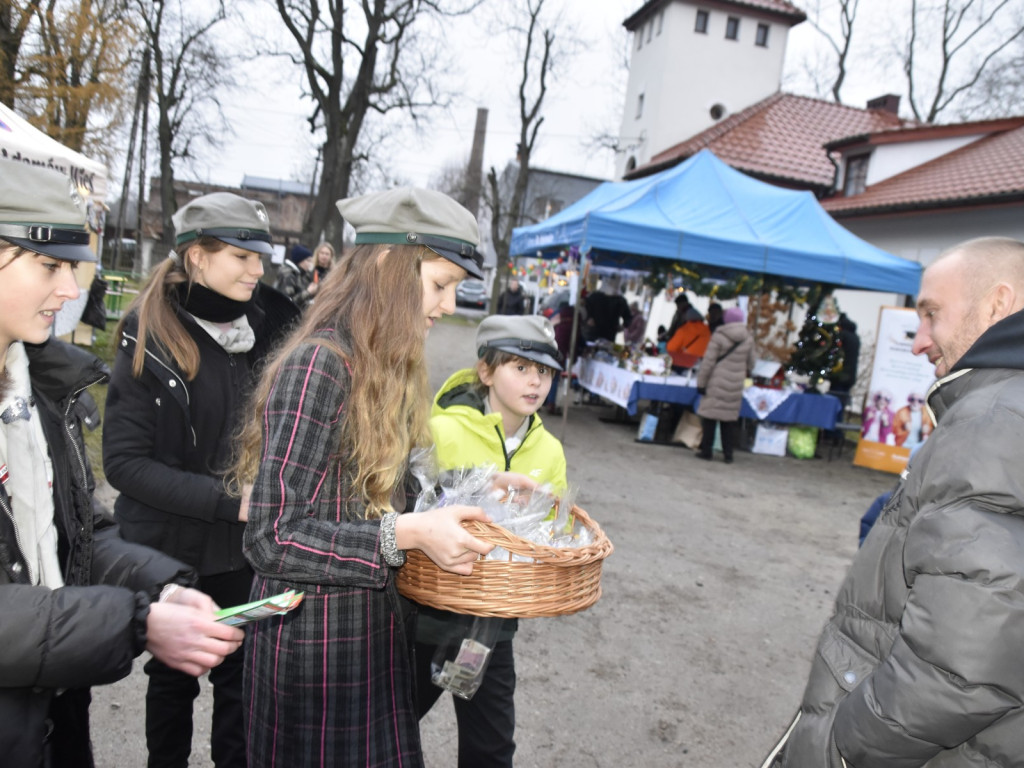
[763,237,1024,767]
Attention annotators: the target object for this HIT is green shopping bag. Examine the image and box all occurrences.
[787,426,818,459]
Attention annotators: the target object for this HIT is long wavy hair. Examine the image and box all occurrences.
[116,237,229,380]
[231,243,434,518]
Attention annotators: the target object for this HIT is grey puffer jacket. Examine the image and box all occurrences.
[769,308,1024,768]
[696,321,755,422]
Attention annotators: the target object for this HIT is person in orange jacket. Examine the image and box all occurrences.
[666,308,711,372]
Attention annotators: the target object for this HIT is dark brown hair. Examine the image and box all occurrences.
[115,237,229,380]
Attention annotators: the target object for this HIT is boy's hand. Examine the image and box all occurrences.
[490,471,538,494]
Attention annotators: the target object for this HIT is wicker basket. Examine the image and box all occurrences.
[397,505,613,619]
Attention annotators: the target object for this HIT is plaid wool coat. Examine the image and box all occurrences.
[242,333,422,768]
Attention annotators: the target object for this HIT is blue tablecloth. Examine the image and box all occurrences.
[576,358,842,430]
[627,381,841,429]
[747,390,843,430]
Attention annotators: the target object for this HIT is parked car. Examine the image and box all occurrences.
[539,289,571,318]
[456,279,489,309]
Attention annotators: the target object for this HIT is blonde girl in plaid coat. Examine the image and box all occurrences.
[233,189,513,768]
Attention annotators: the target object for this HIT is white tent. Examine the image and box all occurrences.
[0,101,108,201]
[1,101,110,337]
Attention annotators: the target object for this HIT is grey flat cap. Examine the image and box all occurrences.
[172,192,274,255]
[476,315,563,371]
[337,187,484,279]
[0,158,96,262]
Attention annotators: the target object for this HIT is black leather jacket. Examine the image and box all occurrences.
[0,339,192,767]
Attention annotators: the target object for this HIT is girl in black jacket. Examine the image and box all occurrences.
[0,158,243,768]
[102,192,297,768]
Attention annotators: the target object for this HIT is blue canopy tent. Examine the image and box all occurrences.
[510,149,921,295]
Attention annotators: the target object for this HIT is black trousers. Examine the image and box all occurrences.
[415,639,517,768]
[144,567,252,768]
[699,417,739,460]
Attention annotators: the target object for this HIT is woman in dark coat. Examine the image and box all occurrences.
[0,158,242,768]
[696,306,756,463]
[103,192,297,768]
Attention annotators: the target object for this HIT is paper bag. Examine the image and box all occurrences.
[671,411,703,449]
[752,424,788,456]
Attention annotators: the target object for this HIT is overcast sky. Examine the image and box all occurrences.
[184,0,915,191]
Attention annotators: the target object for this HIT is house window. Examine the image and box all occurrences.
[531,196,563,221]
[756,23,769,46]
[636,92,645,119]
[695,10,709,34]
[725,16,740,40]
[844,155,870,196]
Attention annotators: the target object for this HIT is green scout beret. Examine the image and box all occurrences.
[0,158,96,262]
[336,187,484,279]
[476,314,563,371]
[172,192,274,255]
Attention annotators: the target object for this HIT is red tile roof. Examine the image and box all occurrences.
[824,116,1024,151]
[626,93,910,191]
[822,125,1024,216]
[624,0,806,28]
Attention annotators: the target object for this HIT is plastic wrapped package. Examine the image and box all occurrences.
[411,458,592,560]
[428,614,504,700]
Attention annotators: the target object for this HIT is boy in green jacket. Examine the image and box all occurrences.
[415,314,567,767]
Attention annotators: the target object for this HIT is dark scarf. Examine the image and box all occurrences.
[174,281,255,323]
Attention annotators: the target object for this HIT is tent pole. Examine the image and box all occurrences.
[559,250,588,444]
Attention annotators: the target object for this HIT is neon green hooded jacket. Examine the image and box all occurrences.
[429,368,567,491]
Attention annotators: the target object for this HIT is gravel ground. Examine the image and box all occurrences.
[89,314,893,767]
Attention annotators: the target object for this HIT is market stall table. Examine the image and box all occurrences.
[575,357,842,430]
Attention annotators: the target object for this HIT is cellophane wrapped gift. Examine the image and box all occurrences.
[413,461,592,561]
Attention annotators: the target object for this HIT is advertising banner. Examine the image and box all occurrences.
[853,307,937,473]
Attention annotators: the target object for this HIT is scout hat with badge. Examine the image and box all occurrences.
[476,315,564,371]
[336,187,484,279]
[0,158,96,262]
[172,192,274,256]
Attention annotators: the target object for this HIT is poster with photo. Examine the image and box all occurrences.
[853,307,937,474]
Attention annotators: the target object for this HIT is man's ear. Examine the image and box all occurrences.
[988,282,1017,323]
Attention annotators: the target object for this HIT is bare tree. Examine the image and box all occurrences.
[429,156,471,200]
[485,0,557,309]
[0,0,40,106]
[805,0,861,103]
[273,0,477,248]
[585,11,632,160]
[903,0,1024,122]
[19,0,136,156]
[962,33,1024,117]
[130,0,232,248]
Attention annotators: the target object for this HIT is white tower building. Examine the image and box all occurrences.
[616,0,806,178]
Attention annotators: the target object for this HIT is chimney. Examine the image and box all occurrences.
[463,107,488,217]
[866,94,901,115]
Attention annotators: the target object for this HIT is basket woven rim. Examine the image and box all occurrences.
[458,504,613,564]
[396,505,613,618]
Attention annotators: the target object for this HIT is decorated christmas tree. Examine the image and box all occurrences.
[787,296,843,393]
